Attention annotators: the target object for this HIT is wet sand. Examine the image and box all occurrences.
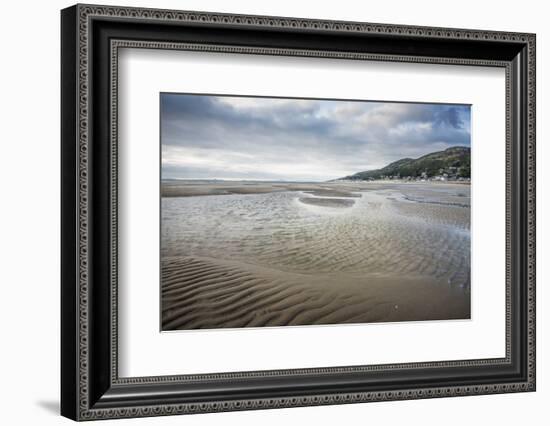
[298,197,355,208]
[161,181,471,330]
[162,181,375,198]
[162,256,469,330]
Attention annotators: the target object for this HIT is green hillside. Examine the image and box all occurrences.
[342,146,470,180]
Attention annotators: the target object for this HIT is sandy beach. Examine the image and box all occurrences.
[161,180,471,330]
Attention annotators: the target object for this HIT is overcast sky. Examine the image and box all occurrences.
[161,93,471,182]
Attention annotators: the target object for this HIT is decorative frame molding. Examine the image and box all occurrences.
[61,4,535,421]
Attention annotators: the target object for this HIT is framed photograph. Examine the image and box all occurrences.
[61,4,536,421]
[159,93,473,331]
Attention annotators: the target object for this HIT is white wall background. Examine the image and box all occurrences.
[0,0,546,424]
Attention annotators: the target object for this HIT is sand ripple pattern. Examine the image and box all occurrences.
[161,183,471,330]
[162,256,469,330]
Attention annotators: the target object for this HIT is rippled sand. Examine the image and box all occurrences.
[161,181,471,330]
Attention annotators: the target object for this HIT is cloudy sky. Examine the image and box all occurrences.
[161,93,471,182]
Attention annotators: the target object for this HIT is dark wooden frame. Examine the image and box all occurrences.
[61,3,536,421]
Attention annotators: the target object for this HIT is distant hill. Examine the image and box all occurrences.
[341,146,470,180]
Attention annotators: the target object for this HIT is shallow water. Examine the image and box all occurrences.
[161,183,470,290]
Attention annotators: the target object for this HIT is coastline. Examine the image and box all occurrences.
[161,180,470,198]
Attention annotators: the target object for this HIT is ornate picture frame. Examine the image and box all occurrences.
[61,4,535,421]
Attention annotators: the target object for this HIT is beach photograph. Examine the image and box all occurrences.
[160,93,471,331]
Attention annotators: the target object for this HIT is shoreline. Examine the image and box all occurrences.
[161,180,470,198]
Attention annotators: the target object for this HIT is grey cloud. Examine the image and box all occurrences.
[161,94,471,181]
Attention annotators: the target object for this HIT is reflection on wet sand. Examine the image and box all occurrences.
[161,181,471,330]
